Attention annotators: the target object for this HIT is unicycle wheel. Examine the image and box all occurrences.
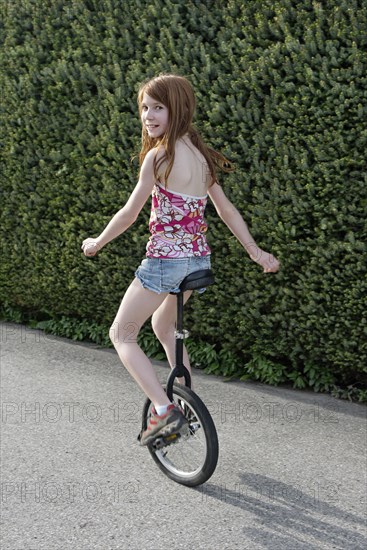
[141,384,219,487]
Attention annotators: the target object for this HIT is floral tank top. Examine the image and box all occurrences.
[146,184,211,258]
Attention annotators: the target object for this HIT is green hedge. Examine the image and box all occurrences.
[1,0,366,399]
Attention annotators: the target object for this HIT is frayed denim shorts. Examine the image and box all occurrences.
[135,255,211,294]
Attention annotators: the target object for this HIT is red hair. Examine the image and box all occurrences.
[137,74,233,185]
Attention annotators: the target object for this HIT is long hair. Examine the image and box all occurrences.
[137,74,233,186]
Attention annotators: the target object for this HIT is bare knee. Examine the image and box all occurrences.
[109,323,118,347]
[109,319,140,348]
[151,315,174,344]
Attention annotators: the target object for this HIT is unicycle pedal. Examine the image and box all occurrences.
[150,432,181,450]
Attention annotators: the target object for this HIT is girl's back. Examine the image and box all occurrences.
[158,135,210,197]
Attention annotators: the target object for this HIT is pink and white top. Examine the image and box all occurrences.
[146,184,211,258]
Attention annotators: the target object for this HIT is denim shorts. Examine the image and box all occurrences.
[135,255,211,294]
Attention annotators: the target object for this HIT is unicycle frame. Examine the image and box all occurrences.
[165,268,215,397]
[166,290,191,400]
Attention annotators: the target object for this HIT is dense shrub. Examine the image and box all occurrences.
[1,0,366,398]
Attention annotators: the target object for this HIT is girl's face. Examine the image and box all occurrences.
[141,93,169,138]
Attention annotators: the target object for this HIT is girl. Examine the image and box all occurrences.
[82,74,280,446]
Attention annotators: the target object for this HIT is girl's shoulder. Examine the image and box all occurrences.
[175,136,206,162]
[141,145,166,173]
[146,144,166,160]
[173,138,209,180]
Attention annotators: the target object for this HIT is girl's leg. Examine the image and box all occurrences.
[151,290,193,385]
[110,278,171,408]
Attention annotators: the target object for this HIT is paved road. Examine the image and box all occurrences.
[1,322,366,549]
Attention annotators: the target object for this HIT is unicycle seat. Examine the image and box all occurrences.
[179,269,214,292]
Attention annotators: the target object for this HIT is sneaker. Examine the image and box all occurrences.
[140,404,188,446]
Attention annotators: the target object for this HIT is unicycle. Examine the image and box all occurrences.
[139,269,219,487]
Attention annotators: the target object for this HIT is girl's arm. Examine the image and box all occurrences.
[82,149,157,256]
[208,182,280,273]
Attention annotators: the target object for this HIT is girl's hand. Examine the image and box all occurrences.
[81,238,101,257]
[250,248,280,273]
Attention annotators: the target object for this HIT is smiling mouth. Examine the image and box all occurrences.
[146,125,159,129]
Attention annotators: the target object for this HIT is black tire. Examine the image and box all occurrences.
[141,384,219,487]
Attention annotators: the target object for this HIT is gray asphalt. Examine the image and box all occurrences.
[1,321,366,550]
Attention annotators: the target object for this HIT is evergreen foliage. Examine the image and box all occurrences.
[1,0,366,397]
